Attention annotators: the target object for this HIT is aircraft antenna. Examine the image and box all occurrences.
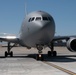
[25,3,28,17]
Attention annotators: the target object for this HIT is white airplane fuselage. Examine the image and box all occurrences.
[19,11,55,47]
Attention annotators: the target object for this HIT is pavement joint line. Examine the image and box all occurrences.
[43,61,76,75]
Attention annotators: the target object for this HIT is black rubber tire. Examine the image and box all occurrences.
[36,54,39,60]
[5,51,8,57]
[48,51,51,56]
[53,51,57,56]
[41,54,44,61]
[10,51,13,57]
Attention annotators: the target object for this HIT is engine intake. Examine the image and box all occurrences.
[67,38,76,52]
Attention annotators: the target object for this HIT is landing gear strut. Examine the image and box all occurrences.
[48,42,57,56]
[36,45,44,61]
[5,42,13,57]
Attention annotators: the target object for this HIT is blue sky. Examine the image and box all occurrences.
[0,0,76,36]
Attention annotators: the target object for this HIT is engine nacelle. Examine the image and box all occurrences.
[66,38,76,52]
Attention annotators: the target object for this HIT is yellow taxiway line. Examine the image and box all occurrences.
[43,61,76,75]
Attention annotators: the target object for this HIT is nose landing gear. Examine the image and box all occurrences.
[36,45,44,61]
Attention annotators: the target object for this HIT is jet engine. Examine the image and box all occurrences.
[66,38,76,52]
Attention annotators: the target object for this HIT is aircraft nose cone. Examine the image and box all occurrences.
[32,22,51,33]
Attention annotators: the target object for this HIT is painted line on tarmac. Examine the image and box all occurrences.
[43,61,76,75]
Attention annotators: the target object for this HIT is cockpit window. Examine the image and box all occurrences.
[35,17,41,21]
[28,17,35,22]
[48,17,51,21]
[28,17,52,22]
[42,17,52,21]
[43,17,48,20]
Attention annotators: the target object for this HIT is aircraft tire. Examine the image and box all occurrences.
[10,51,13,57]
[36,54,39,60]
[53,51,57,56]
[48,51,51,56]
[5,51,8,57]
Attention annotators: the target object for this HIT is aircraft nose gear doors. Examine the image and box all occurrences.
[36,45,44,61]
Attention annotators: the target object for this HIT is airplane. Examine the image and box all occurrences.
[0,10,76,61]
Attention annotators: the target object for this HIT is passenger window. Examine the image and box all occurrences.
[36,17,41,21]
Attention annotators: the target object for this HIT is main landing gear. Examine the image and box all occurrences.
[48,42,57,57]
[36,45,44,61]
[5,42,15,57]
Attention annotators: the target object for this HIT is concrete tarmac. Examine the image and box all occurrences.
[0,47,76,75]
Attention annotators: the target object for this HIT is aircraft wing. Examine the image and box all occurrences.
[0,34,19,43]
[53,35,76,41]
